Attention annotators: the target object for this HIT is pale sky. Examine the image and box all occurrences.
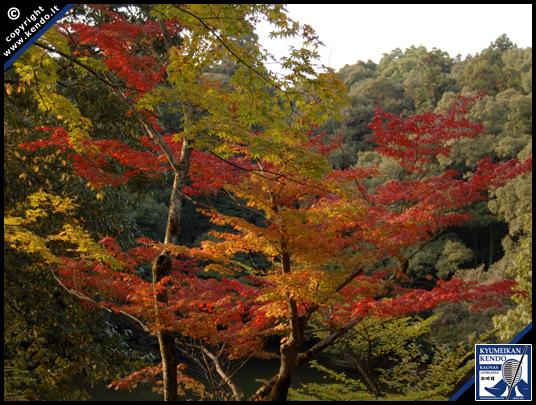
[256,4,533,72]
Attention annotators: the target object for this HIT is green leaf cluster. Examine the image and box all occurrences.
[291,317,481,401]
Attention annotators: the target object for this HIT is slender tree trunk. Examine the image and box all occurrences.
[269,224,307,401]
[250,318,359,401]
[352,354,382,397]
[153,127,193,401]
[488,223,494,266]
[50,15,193,399]
[270,306,307,401]
[153,253,178,401]
[164,138,193,246]
[153,18,194,398]
[270,337,300,401]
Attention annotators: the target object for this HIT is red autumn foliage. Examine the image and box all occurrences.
[19,127,247,193]
[64,6,182,94]
[54,237,275,360]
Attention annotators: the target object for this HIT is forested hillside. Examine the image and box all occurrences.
[4,4,531,401]
[329,34,532,289]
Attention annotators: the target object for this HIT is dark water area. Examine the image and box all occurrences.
[81,355,359,401]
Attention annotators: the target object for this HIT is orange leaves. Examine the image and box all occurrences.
[355,97,533,261]
[320,274,519,329]
[261,266,344,314]
[372,278,519,317]
[184,150,248,196]
[55,234,276,360]
[19,127,166,189]
[469,155,533,193]
[161,273,274,358]
[108,363,206,397]
[108,364,163,390]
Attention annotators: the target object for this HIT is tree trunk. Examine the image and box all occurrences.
[153,253,177,401]
[270,298,307,402]
[164,138,193,246]
[260,189,315,401]
[488,223,494,266]
[153,133,193,401]
[270,340,299,401]
[269,238,306,401]
[250,318,359,401]
[352,355,382,397]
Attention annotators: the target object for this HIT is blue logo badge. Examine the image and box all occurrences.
[475,344,531,401]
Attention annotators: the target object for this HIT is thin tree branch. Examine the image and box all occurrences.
[173,4,285,94]
[33,41,185,174]
[176,340,243,401]
[50,269,151,333]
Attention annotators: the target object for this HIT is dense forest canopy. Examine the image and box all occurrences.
[4,4,532,401]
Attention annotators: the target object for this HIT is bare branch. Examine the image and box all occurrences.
[50,269,151,333]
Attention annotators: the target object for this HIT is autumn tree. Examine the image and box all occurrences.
[330,36,531,284]
[192,96,531,400]
[7,3,347,401]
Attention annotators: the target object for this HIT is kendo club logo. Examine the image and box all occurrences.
[476,344,531,401]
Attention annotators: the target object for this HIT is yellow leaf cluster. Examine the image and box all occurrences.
[4,191,124,270]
